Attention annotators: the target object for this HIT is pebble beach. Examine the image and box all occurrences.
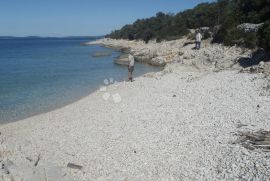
[0,38,270,180]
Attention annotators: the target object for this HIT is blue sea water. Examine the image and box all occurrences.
[0,37,161,124]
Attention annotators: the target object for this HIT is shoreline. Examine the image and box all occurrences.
[0,40,162,125]
[88,38,270,74]
[0,65,162,126]
[87,38,252,68]
[1,67,162,126]
[0,38,270,180]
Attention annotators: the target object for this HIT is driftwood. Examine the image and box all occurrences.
[67,163,83,170]
[34,155,40,167]
[233,130,270,151]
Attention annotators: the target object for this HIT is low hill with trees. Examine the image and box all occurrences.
[106,0,270,51]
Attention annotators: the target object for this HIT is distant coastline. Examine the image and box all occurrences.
[0,35,104,40]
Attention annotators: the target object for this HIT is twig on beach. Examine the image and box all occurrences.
[64,152,75,157]
[26,157,33,162]
[233,130,270,151]
[34,155,40,167]
[67,163,83,170]
[236,123,248,128]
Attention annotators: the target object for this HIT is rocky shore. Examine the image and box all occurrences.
[0,38,270,180]
[87,38,270,73]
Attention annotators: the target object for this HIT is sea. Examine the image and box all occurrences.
[0,37,161,124]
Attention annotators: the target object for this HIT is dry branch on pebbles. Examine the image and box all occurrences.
[233,130,270,151]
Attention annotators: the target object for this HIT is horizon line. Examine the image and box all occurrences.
[0,35,105,39]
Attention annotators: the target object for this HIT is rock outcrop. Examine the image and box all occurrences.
[87,37,270,74]
[87,38,186,66]
[237,23,264,33]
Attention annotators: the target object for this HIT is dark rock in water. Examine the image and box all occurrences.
[67,163,83,170]
[114,54,129,65]
[80,42,89,46]
[92,51,112,58]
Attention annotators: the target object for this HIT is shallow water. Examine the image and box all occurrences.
[0,37,161,123]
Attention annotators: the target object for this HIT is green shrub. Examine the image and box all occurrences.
[202,30,212,40]
[142,29,153,43]
[128,34,135,40]
[107,0,270,48]
[258,21,270,52]
[213,26,258,49]
[243,32,258,49]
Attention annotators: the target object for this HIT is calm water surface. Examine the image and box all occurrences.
[0,37,161,123]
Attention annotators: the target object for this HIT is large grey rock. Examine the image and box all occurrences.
[134,48,157,63]
[150,56,166,66]
[237,23,264,33]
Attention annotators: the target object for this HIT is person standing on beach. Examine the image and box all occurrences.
[195,31,202,50]
[128,54,135,82]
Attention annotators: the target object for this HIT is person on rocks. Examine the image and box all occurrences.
[128,54,135,82]
[195,30,202,50]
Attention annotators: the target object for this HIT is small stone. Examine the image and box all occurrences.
[102,93,110,101]
[109,78,114,84]
[259,61,265,67]
[112,93,122,103]
[103,79,109,85]
[100,86,107,92]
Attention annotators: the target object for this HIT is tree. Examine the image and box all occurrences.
[106,0,270,51]
[258,21,270,51]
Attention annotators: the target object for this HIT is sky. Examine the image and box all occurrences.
[0,0,215,37]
